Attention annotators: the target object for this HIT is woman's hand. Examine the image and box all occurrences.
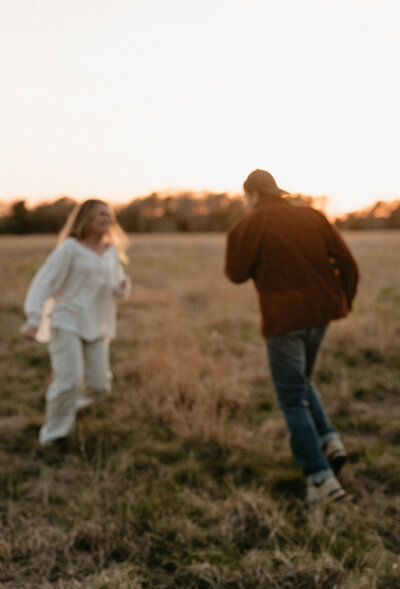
[20,323,38,341]
[114,277,131,297]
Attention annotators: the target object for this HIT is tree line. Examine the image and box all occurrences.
[0,192,313,234]
[335,200,400,230]
[0,192,399,234]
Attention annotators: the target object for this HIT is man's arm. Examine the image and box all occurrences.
[225,217,261,284]
[323,219,360,309]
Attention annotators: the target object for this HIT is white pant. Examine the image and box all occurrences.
[39,328,111,446]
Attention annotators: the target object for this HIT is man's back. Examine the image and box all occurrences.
[225,198,359,336]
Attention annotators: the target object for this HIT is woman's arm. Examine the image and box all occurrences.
[112,248,131,297]
[23,239,75,327]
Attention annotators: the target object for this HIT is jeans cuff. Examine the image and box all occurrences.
[307,468,334,485]
[319,432,339,449]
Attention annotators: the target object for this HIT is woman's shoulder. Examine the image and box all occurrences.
[39,237,77,268]
[59,236,77,248]
[52,237,78,256]
[106,244,127,268]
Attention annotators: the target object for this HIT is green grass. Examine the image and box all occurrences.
[0,231,399,588]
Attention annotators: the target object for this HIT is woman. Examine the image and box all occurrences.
[21,199,130,448]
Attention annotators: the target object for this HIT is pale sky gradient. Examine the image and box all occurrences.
[1,0,400,214]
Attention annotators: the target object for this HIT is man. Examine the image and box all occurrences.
[225,169,359,504]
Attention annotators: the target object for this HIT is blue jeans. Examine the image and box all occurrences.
[266,324,338,485]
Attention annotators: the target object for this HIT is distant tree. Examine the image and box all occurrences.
[387,205,400,229]
[0,200,31,233]
[29,197,75,233]
[336,199,400,230]
[116,203,141,232]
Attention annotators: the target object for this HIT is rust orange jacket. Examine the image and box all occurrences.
[225,197,359,337]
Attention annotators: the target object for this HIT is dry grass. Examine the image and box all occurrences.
[0,231,399,588]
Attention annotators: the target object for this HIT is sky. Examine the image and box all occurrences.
[1,0,400,215]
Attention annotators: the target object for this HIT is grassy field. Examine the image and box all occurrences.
[0,231,399,588]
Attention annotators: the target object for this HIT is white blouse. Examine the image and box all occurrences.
[24,237,130,342]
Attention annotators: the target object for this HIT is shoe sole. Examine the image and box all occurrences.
[307,488,346,505]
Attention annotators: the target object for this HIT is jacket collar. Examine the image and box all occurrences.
[255,195,288,207]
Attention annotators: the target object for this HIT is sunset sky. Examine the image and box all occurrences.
[1,0,400,214]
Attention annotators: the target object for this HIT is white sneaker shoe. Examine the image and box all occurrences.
[306,476,346,505]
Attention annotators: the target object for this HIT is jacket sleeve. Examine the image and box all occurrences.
[322,217,360,309]
[24,240,74,326]
[225,216,261,284]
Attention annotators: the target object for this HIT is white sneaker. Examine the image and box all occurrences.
[324,439,347,474]
[306,476,346,505]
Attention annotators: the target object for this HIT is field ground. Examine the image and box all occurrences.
[0,231,399,588]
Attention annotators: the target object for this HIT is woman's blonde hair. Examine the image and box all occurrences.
[58,199,129,263]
